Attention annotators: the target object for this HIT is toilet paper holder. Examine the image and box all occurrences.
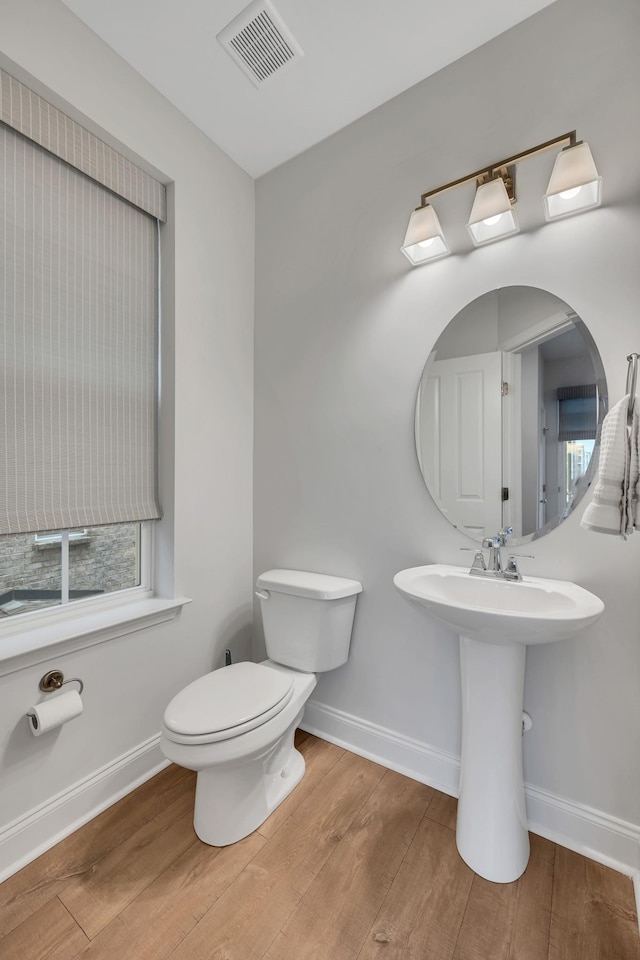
[25,670,85,726]
[37,670,84,696]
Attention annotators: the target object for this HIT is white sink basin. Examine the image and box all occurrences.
[393,562,605,883]
[393,563,604,645]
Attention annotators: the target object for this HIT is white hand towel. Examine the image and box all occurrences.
[581,394,639,538]
[626,398,639,533]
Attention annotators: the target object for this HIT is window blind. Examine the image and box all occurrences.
[0,68,166,221]
[557,384,597,442]
[0,121,162,535]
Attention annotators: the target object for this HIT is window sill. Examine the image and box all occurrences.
[34,536,91,550]
[0,595,191,676]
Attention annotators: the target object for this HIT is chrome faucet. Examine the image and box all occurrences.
[483,526,513,573]
[462,527,533,581]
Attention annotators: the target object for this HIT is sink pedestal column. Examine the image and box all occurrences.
[456,634,529,883]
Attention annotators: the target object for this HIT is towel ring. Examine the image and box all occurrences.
[626,353,638,423]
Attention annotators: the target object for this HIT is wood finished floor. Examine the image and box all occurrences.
[1,731,639,960]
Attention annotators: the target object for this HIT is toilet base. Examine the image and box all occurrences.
[193,716,305,846]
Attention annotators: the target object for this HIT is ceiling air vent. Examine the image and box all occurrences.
[217,0,304,88]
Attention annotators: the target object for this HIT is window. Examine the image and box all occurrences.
[563,439,595,507]
[0,69,166,626]
[0,525,142,618]
[557,384,597,510]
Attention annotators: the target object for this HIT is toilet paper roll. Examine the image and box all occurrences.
[28,690,83,736]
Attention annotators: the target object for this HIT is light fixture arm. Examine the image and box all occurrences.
[418,131,578,209]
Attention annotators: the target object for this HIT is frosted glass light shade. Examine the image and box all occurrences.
[544,142,602,221]
[467,177,519,246]
[401,204,449,265]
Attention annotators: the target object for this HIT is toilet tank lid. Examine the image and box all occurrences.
[257,569,362,600]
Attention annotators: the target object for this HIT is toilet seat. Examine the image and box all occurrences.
[162,661,294,745]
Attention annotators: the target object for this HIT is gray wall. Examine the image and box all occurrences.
[433,291,498,360]
[255,0,640,834]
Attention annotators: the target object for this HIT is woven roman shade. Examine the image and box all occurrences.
[0,119,162,534]
[0,69,166,221]
[557,384,598,442]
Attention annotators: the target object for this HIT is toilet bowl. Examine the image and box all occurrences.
[160,569,362,846]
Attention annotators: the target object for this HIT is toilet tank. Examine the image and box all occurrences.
[256,569,362,672]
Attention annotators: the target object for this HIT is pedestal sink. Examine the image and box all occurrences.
[393,563,604,883]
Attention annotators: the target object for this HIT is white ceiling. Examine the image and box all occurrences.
[60,0,556,178]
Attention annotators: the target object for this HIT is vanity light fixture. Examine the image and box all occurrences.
[543,141,602,221]
[467,169,518,246]
[401,203,449,264]
[401,131,602,266]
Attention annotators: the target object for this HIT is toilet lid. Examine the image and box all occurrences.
[162,661,294,744]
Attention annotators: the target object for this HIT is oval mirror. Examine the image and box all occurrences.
[415,286,607,545]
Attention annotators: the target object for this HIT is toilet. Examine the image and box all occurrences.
[160,569,362,846]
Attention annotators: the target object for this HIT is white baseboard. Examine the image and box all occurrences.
[301,699,460,797]
[0,734,168,883]
[301,699,640,884]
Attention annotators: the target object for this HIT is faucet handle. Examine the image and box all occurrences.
[460,546,486,571]
[504,553,534,581]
